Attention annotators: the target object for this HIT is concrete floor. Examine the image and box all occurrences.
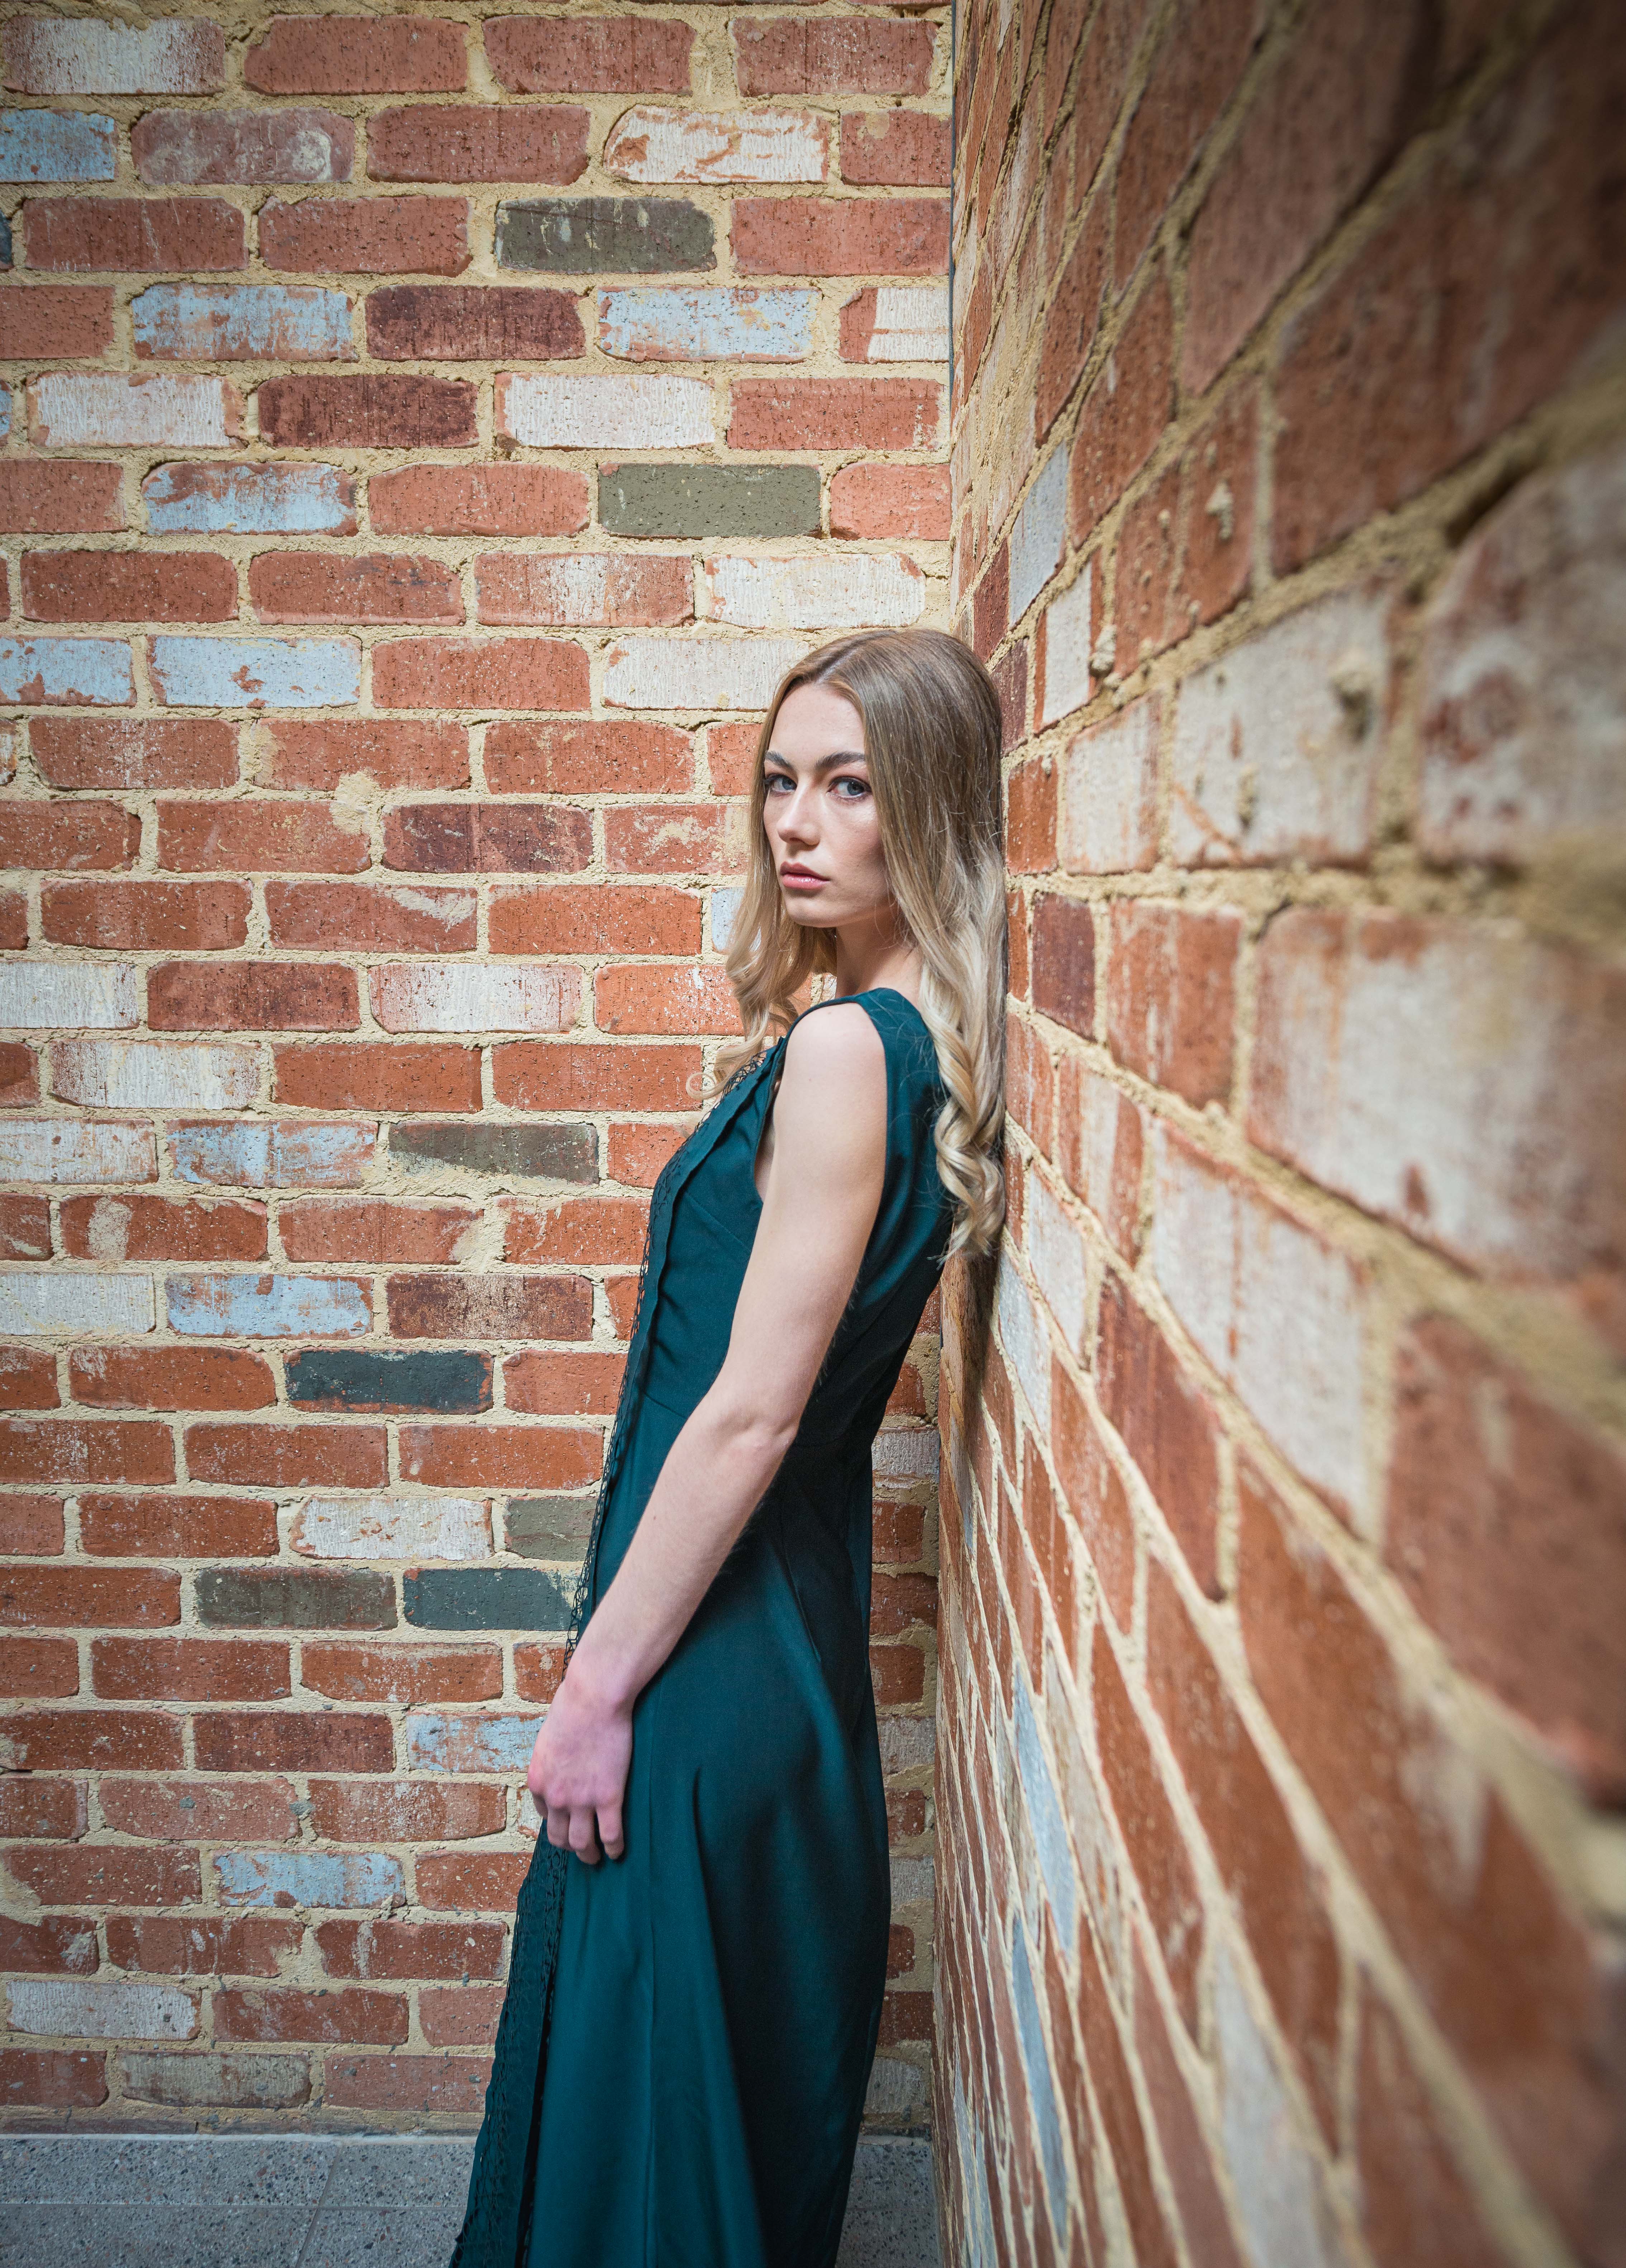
[0,2130,941,2267]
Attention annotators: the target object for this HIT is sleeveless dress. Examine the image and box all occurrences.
[449,986,953,2268]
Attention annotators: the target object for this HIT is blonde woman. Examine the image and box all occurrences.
[451,628,1007,2268]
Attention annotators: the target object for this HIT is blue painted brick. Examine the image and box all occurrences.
[133,284,353,363]
[0,637,132,706]
[167,1273,371,1338]
[0,110,116,181]
[215,1850,404,1909]
[143,461,357,536]
[405,1713,541,1773]
[168,1121,376,1188]
[149,636,360,710]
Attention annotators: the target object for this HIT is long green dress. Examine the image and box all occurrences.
[449,987,953,2268]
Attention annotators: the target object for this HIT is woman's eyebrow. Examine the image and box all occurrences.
[763,751,868,772]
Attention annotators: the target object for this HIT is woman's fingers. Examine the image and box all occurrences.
[597,1803,624,1861]
[567,1808,601,1865]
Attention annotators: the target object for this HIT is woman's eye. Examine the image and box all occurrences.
[831,776,870,799]
[764,773,793,794]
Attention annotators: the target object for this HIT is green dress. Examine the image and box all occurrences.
[449,988,952,2268]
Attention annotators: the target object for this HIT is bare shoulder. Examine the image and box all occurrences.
[773,1004,887,1162]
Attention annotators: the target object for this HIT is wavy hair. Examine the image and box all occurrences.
[716,628,1007,1257]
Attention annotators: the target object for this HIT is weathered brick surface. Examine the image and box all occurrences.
[938,0,1626,2262]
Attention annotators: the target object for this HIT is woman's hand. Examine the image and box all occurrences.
[526,1664,633,1865]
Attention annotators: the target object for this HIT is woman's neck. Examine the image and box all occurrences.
[830,914,922,1005]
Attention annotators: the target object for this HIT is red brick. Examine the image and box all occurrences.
[0,1349,58,1410]
[79,1491,276,1556]
[148,961,357,1033]
[31,719,232,793]
[43,879,248,952]
[248,552,461,627]
[1049,1361,1134,1638]
[1056,1914,1181,2268]
[486,17,692,92]
[0,1634,77,1696]
[733,199,949,276]
[157,799,368,875]
[1095,1279,1220,1596]
[971,546,1008,662]
[69,1349,274,1414]
[218,1985,406,2044]
[108,1916,303,1977]
[870,1644,926,1704]
[485,721,688,796]
[366,283,583,362]
[1356,1987,1506,2268]
[384,802,593,875]
[184,1423,386,1491]
[475,553,689,629]
[0,1915,97,1973]
[0,2047,105,2108]
[0,1036,30,1102]
[388,1270,593,1341]
[399,1424,599,1492]
[261,195,469,276]
[493,1040,698,1113]
[59,1195,266,1263]
[274,1043,481,1115]
[1115,0,1260,288]
[490,884,698,962]
[1008,752,1055,877]
[503,1350,626,1417]
[0,1495,63,1554]
[1145,1558,1340,2136]
[4,1710,183,1772]
[728,377,940,452]
[1113,458,1182,668]
[309,1779,504,1844]
[514,1641,567,1702]
[24,197,244,272]
[1238,1460,1616,2253]
[280,1200,476,1266]
[603,802,730,878]
[368,106,588,184]
[416,1850,530,1910]
[1387,1316,1626,1803]
[0,286,112,361]
[196,1712,393,1775]
[324,2051,491,2113]
[9,1845,198,1908]
[257,719,467,792]
[734,19,936,93]
[317,1918,506,1981]
[1037,203,1109,438]
[376,638,589,713]
[608,1121,688,1187]
[419,1986,504,2046]
[258,373,475,450]
[871,1572,937,1639]
[246,17,467,93]
[21,550,235,625]
[1166,383,1257,634]
[0,1418,173,1488]
[370,464,588,537]
[704,722,760,796]
[595,964,740,1037]
[0,462,123,535]
[0,1777,86,1837]
[0,1564,177,1629]
[1068,270,1173,538]
[265,881,475,956]
[1030,894,1094,1039]
[1131,1940,1248,2268]
[0,802,139,873]
[840,110,950,186]
[829,463,950,539]
[101,1777,297,1843]
[300,1643,501,1706]
[501,1196,647,1267]
[1273,0,1624,571]
[1102,903,1239,1107]
[0,1197,48,1261]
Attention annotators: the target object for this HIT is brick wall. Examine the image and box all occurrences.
[0,3,950,2130]
[938,1,1626,2264]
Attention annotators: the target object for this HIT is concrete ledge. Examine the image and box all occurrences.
[0,2131,939,2267]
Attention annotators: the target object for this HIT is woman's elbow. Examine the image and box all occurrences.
[702,1389,801,1470]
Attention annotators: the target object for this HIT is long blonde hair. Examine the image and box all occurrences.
[717,628,1007,1257]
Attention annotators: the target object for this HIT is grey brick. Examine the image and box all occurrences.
[390,1122,597,1183]
[496,196,714,276]
[504,1494,594,1561]
[286,1349,492,1415]
[195,1567,396,1630]
[599,463,821,539]
[404,1565,572,1631]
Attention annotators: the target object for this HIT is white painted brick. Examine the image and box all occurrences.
[1418,438,1626,863]
[872,1427,940,1481]
[1214,1940,1352,2268]
[699,553,923,631]
[1169,590,1390,866]
[605,107,828,185]
[293,1497,491,1560]
[497,373,712,451]
[995,1248,1050,1430]
[1252,910,1626,1284]
[1062,698,1159,875]
[1026,1173,1088,1356]
[0,1272,154,1335]
[890,1853,934,1906]
[1013,1674,1078,1947]
[0,1119,155,1184]
[0,964,137,1031]
[1008,446,1068,626]
[29,372,239,449]
[1039,562,1095,727]
[1149,1127,1369,1519]
[710,885,743,951]
[369,965,578,1035]
[604,636,808,712]
[6,1977,198,2040]
[1042,1644,1127,1998]
[51,1040,259,1112]
[878,1716,935,1774]
[4,18,224,96]
[861,284,951,363]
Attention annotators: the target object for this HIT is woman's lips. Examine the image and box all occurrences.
[779,866,826,891]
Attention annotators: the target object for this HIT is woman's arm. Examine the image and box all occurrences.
[527,1002,890,1865]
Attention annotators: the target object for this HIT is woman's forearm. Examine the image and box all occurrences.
[563,1388,798,1714]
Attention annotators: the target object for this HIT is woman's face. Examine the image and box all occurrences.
[761,683,892,936]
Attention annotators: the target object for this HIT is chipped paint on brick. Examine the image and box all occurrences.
[0,636,133,707]
[143,462,357,536]
[6,1977,198,2039]
[699,552,923,630]
[167,1121,375,1188]
[149,637,361,710]
[29,373,239,450]
[214,1850,404,1910]
[166,1273,372,1339]
[598,285,816,363]
[604,107,827,186]
[0,110,115,182]
[132,285,355,364]
[406,1713,541,1772]
[4,19,225,97]
[603,635,808,710]
[0,1271,154,1336]
[0,964,139,1030]
[52,1039,260,1111]
[293,1496,491,1560]
[0,1119,154,1184]
[369,964,578,1034]
[498,372,712,450]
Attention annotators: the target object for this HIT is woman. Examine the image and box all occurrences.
[450,627,1007,2268]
